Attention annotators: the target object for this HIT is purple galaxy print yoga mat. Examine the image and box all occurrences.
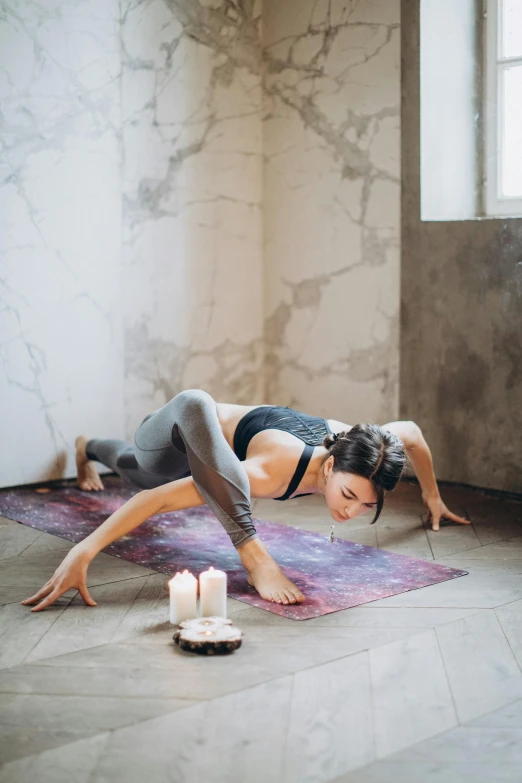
[0,477,467,620]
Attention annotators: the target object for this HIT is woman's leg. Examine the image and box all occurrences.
[133,389,258,549]
[85,438,185,490]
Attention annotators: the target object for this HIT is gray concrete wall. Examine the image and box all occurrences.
[401,0,522,494]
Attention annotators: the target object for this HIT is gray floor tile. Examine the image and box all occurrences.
[283,651,374,783]
[0,600,73,670]
[435,610,522,723]
[25,576,150,663]
[305,607,480,628]
[437,556,522,575]
[376,525,433,559]
[369,565,522,608]
[0,692,191,764]
[423,520,480,559]
[464,498,522,546]
[467,698,522,728]
[369,629,457,757]
[0,725,97,768]
[333,760,522,782]
[229,604,480,629]
[389,725,522,765]
[0,733,109,783]
[494,598,522,668]
[31,625,419,702]
[109,573,170,642]
[91,677,292,783]
[21,530,75,556]
[0,660,203,701]
[2,483,521,781]
[442,537,522,561]
[374,511,424,531]
[0,526,43,561]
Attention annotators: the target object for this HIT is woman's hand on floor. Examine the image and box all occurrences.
[21,545,97,612]
[422,494,471,532]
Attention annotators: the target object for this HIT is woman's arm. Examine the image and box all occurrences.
[382,420,470,531]
[23,461,283,611]
[382,420,438,499]
[82,478,205,556]
[22,479,206,612]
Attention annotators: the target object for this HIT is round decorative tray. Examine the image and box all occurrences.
[173,616,243,655]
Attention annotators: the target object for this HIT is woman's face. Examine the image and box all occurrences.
[323,458,379,521]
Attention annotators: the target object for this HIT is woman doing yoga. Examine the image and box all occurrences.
[22,389,470,611]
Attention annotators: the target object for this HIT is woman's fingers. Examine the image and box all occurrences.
[24,580,97,611]
[21,547,97,612]
[31,588,63,612]
[21,583,54,605]
[442,509,471,525]
[424,496,471,532]
[423,509,440,531]
[78,581,97,607]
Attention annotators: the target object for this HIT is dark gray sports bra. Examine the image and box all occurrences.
[233,405,332,500]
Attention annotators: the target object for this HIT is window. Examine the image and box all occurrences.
[485,0,522,216]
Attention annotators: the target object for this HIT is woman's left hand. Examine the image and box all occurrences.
[422,494,471,532]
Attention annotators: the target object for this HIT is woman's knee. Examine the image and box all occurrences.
[173,389,215,419]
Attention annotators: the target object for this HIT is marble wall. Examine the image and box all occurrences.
[0,0,265,488]
[1,0,400,488]
[121,0,265,434]
[263,0,401,424]
[0,1,125,488]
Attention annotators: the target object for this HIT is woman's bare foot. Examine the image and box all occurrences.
[75,436,104,491]
[246,561,305,605]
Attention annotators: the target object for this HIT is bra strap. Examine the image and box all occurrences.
[274,443,314,501]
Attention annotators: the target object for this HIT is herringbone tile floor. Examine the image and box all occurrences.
[0,480,521,782]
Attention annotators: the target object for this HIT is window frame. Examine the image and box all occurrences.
[484,0,522,216]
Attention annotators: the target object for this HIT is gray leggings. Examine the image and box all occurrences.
[86,389,258,550]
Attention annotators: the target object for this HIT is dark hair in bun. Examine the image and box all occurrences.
[322,423,406,524]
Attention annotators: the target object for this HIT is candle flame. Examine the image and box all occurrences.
[209,566,214,571]
[200,630,214,636]
[169,569,197,587]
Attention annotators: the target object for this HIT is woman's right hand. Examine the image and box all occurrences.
[21,544,97,612]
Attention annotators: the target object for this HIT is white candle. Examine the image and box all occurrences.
[169,569,198,625]
[199,566,227,619]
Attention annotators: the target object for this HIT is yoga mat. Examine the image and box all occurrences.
[0,477,467,620]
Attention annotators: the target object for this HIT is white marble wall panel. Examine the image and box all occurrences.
[263,0,400,423]
[121,0,265,435]
[0,1,124,488]
[2,0,401,487]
